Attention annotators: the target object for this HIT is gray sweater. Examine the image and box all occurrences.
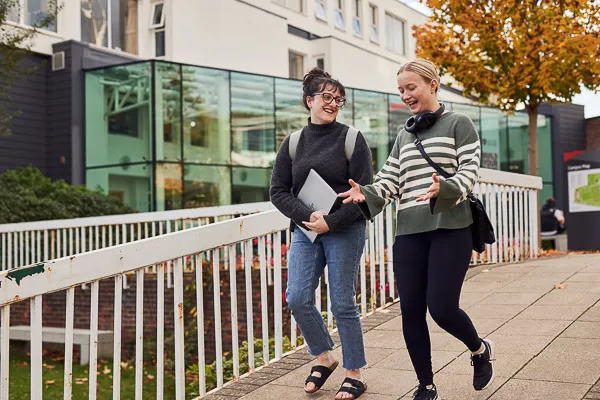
[360,111,481,235]
[270,119,373,233]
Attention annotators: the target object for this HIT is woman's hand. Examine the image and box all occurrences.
[414,173,440,202]
[310,211,324,222]
[338,179,366,204]
[303,213,330,234]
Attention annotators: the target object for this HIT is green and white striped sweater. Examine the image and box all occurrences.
[360,111,481,236]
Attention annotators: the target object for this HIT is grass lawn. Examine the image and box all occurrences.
[8,355,179,399]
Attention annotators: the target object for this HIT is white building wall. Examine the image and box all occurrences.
[5,0,474,103]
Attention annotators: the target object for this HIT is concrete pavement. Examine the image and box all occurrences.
[207,254,600,400]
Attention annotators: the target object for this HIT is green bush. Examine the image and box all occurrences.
[0,166,137,223]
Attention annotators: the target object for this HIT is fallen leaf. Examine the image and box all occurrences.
[147,375,155,380]
[554,283,566,289]
[45,380,55,384]
[19,361,28,367]
[102,367,111,375]
[482,269,490,273]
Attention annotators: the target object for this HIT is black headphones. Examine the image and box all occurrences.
[404,103,446,134]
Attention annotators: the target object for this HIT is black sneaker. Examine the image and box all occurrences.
[471,338,495,390]
[412,383,438,400]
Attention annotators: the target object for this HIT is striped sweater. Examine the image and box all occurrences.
[359,111,481,236]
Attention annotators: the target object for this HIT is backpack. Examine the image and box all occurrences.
[541,205,558,233]
[288,126,359,161]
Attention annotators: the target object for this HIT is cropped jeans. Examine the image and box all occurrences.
[286,221,367,370]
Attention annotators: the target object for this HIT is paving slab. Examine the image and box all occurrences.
[488,379,591,400]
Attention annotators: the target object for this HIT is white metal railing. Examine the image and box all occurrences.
[0,202,274,271]
[0,169,541,399]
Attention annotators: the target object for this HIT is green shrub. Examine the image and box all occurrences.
[0,166,136,223]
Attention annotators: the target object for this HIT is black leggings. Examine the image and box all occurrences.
[393,227,481,386]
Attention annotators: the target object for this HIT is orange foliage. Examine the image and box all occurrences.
[414,1,600,175]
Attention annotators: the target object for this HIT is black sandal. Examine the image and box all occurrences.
[336,377,367,399]
[304,361,339,394]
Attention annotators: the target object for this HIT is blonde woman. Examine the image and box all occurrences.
[340,59,495,400]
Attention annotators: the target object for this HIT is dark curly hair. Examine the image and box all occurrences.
[302,68,346,111]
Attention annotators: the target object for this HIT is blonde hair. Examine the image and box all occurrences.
[397,59,441,93]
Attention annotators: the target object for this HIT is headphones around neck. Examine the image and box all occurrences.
[404,103,446,134]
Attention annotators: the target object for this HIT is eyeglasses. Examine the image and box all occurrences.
[313,93,346,107]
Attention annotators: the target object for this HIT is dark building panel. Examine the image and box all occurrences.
[539,102,586,215]
[0,52,50,175]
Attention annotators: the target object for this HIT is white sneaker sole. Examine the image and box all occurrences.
[479,338,496,390]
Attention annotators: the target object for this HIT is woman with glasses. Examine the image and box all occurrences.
[270,68,373,399]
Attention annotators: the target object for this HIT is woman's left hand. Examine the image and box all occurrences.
[414,173,441,202]
[303,213,330,234]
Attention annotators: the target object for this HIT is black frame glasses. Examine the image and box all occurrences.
[313,92,347,107]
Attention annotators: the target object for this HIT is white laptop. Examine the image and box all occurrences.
[296,169,340,242]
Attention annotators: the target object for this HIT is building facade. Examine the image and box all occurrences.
[0,0,589,212]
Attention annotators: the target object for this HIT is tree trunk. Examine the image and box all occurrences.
[526,104,539,177]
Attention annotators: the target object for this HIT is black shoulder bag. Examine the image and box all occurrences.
[413,138,496,253]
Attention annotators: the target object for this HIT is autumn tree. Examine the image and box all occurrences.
[414,0,600,176]
[0,0,59,136]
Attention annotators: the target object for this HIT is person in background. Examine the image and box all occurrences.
[541,197,566,236]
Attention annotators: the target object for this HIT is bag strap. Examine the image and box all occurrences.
[413,138,452,179]
[288,129,303,161]
[414,137,478,201]
[289,126,359,162]
[344,126,359,161]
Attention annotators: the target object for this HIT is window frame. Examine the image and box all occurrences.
[149,2,166,29]
[315,0,327,22]
[385,12,406,55]
[288,50,305,80]
[273,0,304,13]
[352,0,361,37]
[334,0,345,30]
[369,3,379,44]
[9,0,58,33]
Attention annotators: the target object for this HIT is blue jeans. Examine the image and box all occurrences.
[286,221,367,370]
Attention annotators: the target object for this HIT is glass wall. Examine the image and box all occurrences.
[85,60,554,212]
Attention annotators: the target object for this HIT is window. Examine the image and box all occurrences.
[274,0,303,13]
[369,4,379,43]
[289,51,304,80]
[17,0,57,31]
[149,2,166,57]
[81,0,138,54]
[315,0,327,21]
[155,29,166,57]
[149,2,165,28]
[352,0,361,36]
[386,13,405,55]
[334,0,344,29]
[316,57,325,70]
[7,4,19,22]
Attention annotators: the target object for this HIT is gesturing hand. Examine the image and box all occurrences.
[302,213,330,234]
[338,179,366,204]
[414,173,441,202]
